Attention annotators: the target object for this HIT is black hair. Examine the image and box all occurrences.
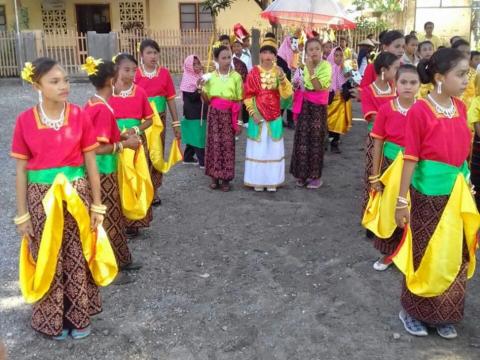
[264,32,276,39]
[450,36,462,45]
[378,30,388,44]
[452,39,470,49]
[424,21,434,29]
[381,30,404,46]
[395,64,419,81]
[409,30,417,36]
[219,34,230,42]
[214,45,230,59]
[140,39,160,53]
[373,52,399,75]
[417,48,466,84]
[418,40,433,50]
[114,53,138,66]
[471,51,480,59]
[88,60,116,89]
[260,45,277,55]
[305,38,322,51]
[405,34,418,45]
[31,57,59,83]
[311,31,320,38]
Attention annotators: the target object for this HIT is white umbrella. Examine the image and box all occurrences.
[261,0,356,30]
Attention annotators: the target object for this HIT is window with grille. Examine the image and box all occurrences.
[180,3,213,30]
[119,0,145,31]
[0,6,6,31]
[41,4,67,34]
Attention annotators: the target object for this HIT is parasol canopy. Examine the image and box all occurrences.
[261,0,356,30]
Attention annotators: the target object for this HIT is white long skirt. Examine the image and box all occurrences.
[244,121,285,187]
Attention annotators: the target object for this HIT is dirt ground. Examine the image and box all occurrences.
[0,79,479,360]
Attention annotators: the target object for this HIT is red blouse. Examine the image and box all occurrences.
[361,84,397,122]
[371,100,407,147]
[11,103,98,170]
[84,101,120,144]
[404,98,471,167]
[134,67,176,99]
[108,85,154,120]
[244,66,281,121]
[360,63,376,89]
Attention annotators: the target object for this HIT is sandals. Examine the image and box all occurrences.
[399,310,428,337]
[71,326,92,340]
[306,179,323,189]
[152,196,162,207]
[209,180,219,190]
[296,179,307,187]
[51,329,69,341]
[373,257,392,271]
[221,182,231,192]
[436,324,457,339]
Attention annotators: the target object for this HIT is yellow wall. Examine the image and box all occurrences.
[146,0,266,31]
[1,0,14,30]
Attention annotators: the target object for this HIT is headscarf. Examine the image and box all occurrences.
[180,55,202,93]
[327,47,345,92]
[278,36,294,70]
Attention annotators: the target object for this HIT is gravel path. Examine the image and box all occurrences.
[0,79,479,360]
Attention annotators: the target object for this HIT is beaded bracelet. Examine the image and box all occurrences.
[14,212,31,225]
[112,143,117,154]
[117,142,124,153]
[397,196,409,205]
[132,126,141,135]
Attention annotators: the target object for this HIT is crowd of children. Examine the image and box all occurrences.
[9,22,480,342]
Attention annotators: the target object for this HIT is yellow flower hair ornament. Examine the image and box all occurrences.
[136,42,141,53]
[212,41,222,49]
[112,53,121,64]
[21,62,35,84]
[81,56,103,76]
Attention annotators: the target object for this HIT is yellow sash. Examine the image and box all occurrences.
[144,100,183,173]
[392,174,480,297]
[362,153,407,238]
[117,144,154,220]
[19,174,118,304]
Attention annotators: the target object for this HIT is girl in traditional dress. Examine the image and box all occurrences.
[180,55,208,167]
[322,40,333,61]
[368,64,420,271]
[109,53,154,238]
[326,47,352,154]
[135,39,181,206]
[12,58,107,339]
[243,37,293,192]
[395,49,479,338]
[401,35,419,66]
[417,41,435,98]
[468,76,480,209]
[452,39,476,109]
[83,58,143,278]
[361,52,400,236]
[199,45,243,191]
[360,30,404,89]
[290,38,332,189]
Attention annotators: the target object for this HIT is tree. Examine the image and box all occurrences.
[353,0,402,13]
[203,0,271,32]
